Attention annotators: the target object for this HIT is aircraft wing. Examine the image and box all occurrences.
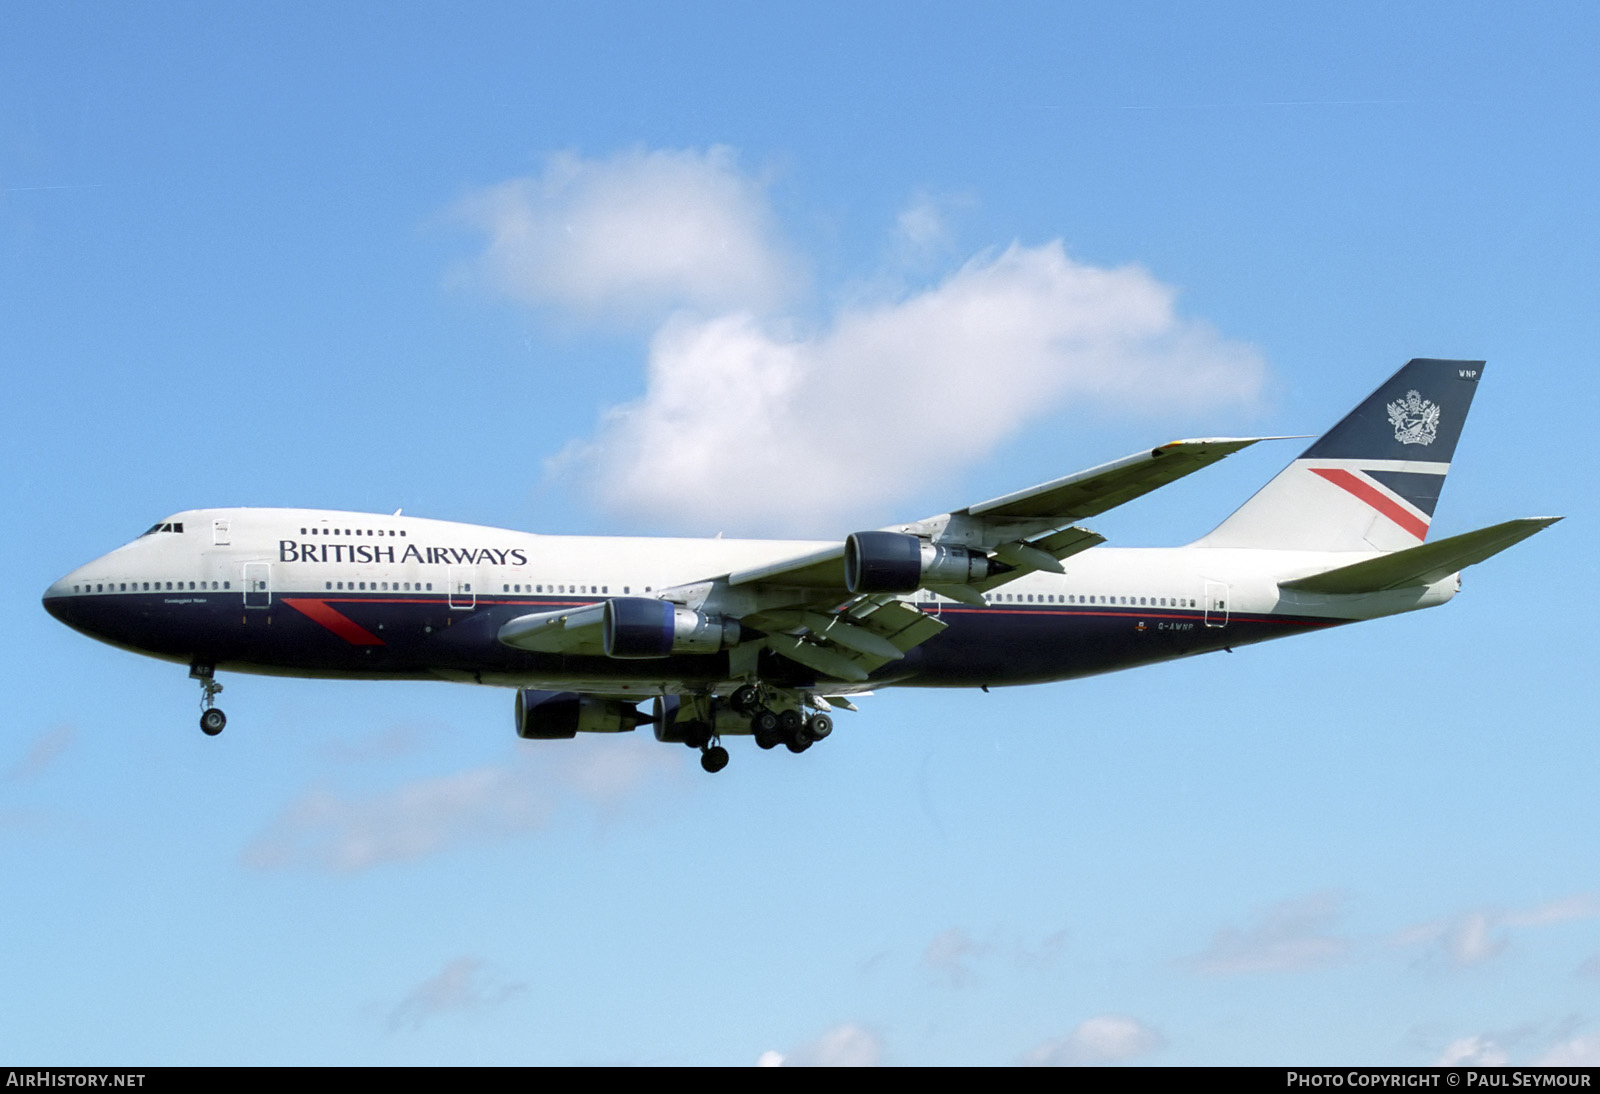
[500,436,1271,680]
[957,437,1268,521]
[726,436,1268,591]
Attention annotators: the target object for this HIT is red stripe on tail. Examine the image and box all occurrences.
[1309,468,1429,541]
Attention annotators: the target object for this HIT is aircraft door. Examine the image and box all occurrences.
[448,566,476,609]
[1203,580,1229,628]
[243,562,272,609]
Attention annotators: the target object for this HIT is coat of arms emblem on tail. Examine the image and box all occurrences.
[1387,389,1440,445]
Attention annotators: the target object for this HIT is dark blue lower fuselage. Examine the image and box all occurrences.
[42,589,1340,690]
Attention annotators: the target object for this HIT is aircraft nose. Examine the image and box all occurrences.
[42,569,98,633]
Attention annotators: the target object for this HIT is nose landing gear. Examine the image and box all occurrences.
[191,663,226,736]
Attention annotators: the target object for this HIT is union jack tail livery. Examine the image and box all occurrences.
[1196,358,1484,552]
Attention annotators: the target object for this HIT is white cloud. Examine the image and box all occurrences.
[454,146,798,319]
[1189,891,1351,975]
[1435,1021,1600,1067]
[561,239,1264,533]
[387,957,524,1032]
[1504,894,1600,928]
[241,738,680,872]
[1021,1015,1164,1066]
[1437,1034,1510,1067]
[1536,1033,1600,1066]
[1394,894,1600,969]
[454,146,1264,534]
[761,1023,885,1066]
[892,190,968,264]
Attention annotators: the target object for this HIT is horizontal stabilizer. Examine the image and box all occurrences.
[1280,517,1560,595]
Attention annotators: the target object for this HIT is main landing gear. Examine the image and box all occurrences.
[663,685,841,774]
[191,662,226,736]
[729,685,833,760]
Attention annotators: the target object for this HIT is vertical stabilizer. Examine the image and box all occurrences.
[1195,359,1484,551]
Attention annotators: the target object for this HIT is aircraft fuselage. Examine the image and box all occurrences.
[42,506,1454,696]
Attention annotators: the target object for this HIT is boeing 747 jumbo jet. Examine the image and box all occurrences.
[43,359,1557,772]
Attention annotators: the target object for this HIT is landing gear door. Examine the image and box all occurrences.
[243,562,271,609]
[1203,580,1229,628]
[448,566,476,609]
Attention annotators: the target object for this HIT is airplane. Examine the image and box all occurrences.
[42,358,1558,773]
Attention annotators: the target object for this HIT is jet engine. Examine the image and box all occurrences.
[844,531,997,593]
[602,597,741,659]
[514,689,653,739]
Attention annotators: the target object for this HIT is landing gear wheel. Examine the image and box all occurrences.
[807,713,833,740]
[750,710,779,736]
[195,672,226,736]
[730,685,761,714]
[754,728,781,750]
[700,745,729,773]
[778,709,807,750]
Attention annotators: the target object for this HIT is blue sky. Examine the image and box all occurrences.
[4,1,1597,1065]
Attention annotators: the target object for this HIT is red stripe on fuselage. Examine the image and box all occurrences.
[1309,468,1429,540]
[281,598,386,645]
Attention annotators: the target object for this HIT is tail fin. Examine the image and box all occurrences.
[1196,358,1485,551]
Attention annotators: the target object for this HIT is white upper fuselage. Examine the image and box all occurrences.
[45,506,1458,688]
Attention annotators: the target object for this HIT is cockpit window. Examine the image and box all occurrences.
[140,522,184,536]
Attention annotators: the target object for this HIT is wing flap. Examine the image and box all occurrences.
[767,634,872,682]
[756,598,947,681]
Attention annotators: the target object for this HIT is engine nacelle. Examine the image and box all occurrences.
[514,689,651,739]
[603,597,740,659]
[652,695,690,743]
[844,531,996,593]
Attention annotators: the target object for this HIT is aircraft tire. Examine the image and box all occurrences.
[807,714,833,740]
[750,710,779,735]
[754,729,781,750]
[200,708,227,736]
[701,745,729,773]
[785,736,812,754]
